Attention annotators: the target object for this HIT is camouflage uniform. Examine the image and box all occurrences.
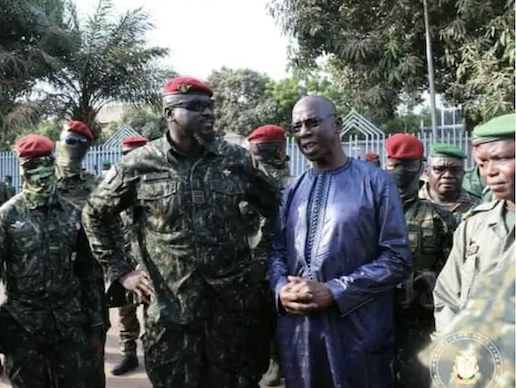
[433,199,515,333]
[116,208,141,359]
[0,193,104,388]
[419,181,480,222]
[420,246,515,388]
[56,170,109,388]
[82,136,281,388]
[461,166,484,200]
[0,181,14,206]
[394,195,457,388]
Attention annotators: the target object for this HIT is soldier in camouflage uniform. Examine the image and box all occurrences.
[82,76,281,388]
[55,120,109,388]
[0,180,13,206]
[419,143,479,222]
[110,135,148,376]
[245,124,289,387]
[434,113,515,334]
[0,134,104,388]
[384,134,457,388]
[421,246,514,388]
[4,176,15,198]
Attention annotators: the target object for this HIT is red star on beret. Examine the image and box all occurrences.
[385,133,424,160]
[163,76,213,97]
[122,135,148,150]
[247,125,286,143]
[64,120,94,141]
[15,134,55,159]
[365,152,379,161]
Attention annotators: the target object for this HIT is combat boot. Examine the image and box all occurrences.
[111,354,138,376]
[263,359,282,386]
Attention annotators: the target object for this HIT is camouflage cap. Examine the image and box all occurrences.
[429,143,466,159]
[472,113,515,145]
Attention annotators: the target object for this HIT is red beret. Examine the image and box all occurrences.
[248,125,286,143]
[163,76,213,97]
[386,134,424,160]
[64,120,94,141]
[122,135,148,150]
[365,152,379,161]
[15,134,55,159]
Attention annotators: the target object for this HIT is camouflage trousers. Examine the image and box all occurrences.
[1,312,90,388]
[393,305,433,388]
[142,284,272,388]
[118,302,140,356]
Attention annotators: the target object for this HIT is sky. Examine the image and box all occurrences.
[76,0,292,80]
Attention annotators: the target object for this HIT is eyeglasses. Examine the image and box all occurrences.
[290,114,335,134]
[20,155,55,170]
[60,132,91,146]
[430,166,464,175]
[171,100,213,113]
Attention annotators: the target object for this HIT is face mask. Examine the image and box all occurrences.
[55,142,88,177]
[387,166,421,199]
[22,164,57,207]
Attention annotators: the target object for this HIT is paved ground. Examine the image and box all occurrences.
[0,306,284,388]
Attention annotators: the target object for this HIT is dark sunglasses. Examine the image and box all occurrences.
[171,100,213,113]
[21,155,55,170]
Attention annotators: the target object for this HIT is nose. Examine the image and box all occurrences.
[298,122,312,138]
[202,106,214,119]
[484,160,499,177]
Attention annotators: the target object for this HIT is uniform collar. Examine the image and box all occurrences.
[162,132,222,158]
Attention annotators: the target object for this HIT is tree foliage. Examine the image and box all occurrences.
[106,108,166,142]
[0,0,75,150]
[40,0,169,141]
[269,0,515,126]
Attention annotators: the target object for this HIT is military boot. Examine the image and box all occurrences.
[263,359,282,386]
[111,354,138,376]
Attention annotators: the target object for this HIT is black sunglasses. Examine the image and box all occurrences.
[21,155,55,170]
[171,100,213,113]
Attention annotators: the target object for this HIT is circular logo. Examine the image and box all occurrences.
[430,331,503,387]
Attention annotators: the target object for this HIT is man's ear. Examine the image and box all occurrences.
[163,107,174,122]
[334,118,342,133]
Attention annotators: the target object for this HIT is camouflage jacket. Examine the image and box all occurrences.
[397,196,457,311]
[420,246,515,388]
[82,136,281,325]
[419,182,480,221]
[0,193,104,340]
[56,171,100,208]
[56,171,112,326]
[120,208,141,268]
[243,162,287,257]
[433,199,515,333]
[0,182,14,206]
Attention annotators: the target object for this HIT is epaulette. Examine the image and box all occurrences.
[462,200,498,221]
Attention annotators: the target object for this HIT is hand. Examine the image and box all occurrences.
[89,331,105,361]
[120,268,154,302]
[279,276,334,315]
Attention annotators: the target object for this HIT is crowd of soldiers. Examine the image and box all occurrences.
[0,75,513,388]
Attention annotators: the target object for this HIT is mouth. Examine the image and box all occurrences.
[488,182,506,191]
[301,141,317,153]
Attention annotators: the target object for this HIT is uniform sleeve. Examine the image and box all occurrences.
[244,155,281,219]
[326,175,412,316]
[74,225,105,333]
[0,213,6,282]
[82,163,136,284]
[268,188,290,312]
[433,222,467,333]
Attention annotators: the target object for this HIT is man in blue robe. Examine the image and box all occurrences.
[269,96,412,388]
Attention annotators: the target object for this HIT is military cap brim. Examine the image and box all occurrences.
[472,113,515,145]
[429,143,466,159]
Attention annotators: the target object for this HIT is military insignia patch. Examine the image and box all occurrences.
[178,83,191,93]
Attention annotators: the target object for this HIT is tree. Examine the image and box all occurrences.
[105,108,166,142]
[208,67,278,136]
[40,0,169,141]
[0,0,75,149]
[268,0,515,125]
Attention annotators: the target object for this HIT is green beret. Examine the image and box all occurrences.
[429,143,466,159]
[472,113,515,145]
